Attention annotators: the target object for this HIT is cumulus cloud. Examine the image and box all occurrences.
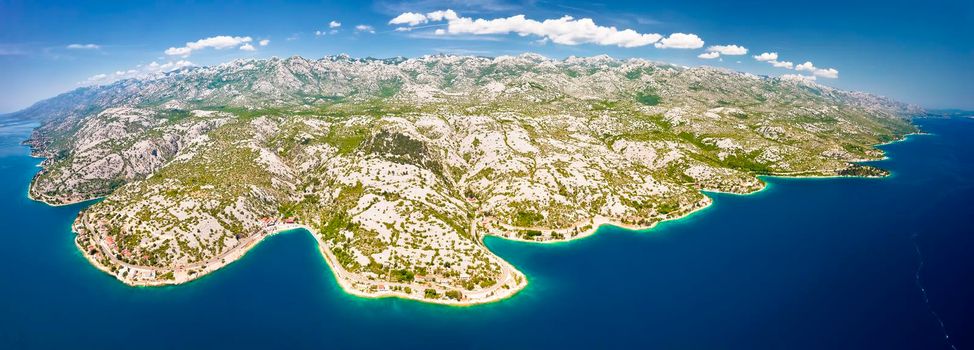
[754,53,839,79]
[389,9,679,48]
[698,51,720,59]
[164,47,192,56]
[83,60,194,85]
[259,39,270,46]
[771,60,794,69]
[707,44,747,55]
[654,33,704,49]
[329,20,342,28]
[165,35,253,57]
[389,12,428,26]
[815,67,839,79]
[699,44,747,59]
[795,61,839,78]
[795,61,815,72]
[66,43,100,50]
[426,9,459,22]
[355,25,376,33]
[239,43,256,51]
[754,52,778,62]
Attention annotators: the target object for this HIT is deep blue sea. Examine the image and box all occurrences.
[0,118,971,349]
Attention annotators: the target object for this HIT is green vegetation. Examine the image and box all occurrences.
[444,290,462,300]
[519,230,543,239]
[25,54,918,303]
[513,211,543,227]
[390,269,415,283]
[378,79,404,98]
[636,91,661,106]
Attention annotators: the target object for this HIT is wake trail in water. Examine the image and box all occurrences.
[911,233,957,350]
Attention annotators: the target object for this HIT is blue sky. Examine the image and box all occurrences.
[1,0,971,112]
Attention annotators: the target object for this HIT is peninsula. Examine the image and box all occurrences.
[19,54,919,305]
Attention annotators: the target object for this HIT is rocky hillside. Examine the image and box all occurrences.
[22,54,920,304]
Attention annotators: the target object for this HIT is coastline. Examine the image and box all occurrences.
[484,196,715,245]
[483,130,923,247]
[54,160,902,306]
[71,220,529,306]
[34,128,922,306]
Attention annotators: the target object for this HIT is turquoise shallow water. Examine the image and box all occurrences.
[0,118,971,349]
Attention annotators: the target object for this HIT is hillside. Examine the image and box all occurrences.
[22,54,920,304]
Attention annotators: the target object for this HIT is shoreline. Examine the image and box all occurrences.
[481,130,924,248]
[34,128,922,306]
[72,220,529,306]
[484,196,715,245]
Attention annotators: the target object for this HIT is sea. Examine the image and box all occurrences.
[0,117,971,349]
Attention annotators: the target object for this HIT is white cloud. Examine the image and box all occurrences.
[391,9,675,48]
[164,35,253,57]
[755,53,839,79]
[329,20,342,28]
[706,44,747,55]
[239,43,256,51]
[754,52,778,62]
[66,43,100,50]
[815,67,839,79]
[355,25,376,33]
[259,39,270,46]
[654,33,704,49]
[795,61,816,72]
[389,12,428,26]
[165,47,192,56]
[796,61,838,78]
[426,10,460,22]
[698,51,720,59]
[771,60,794,69]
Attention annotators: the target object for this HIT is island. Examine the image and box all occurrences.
[18,54,919,305]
